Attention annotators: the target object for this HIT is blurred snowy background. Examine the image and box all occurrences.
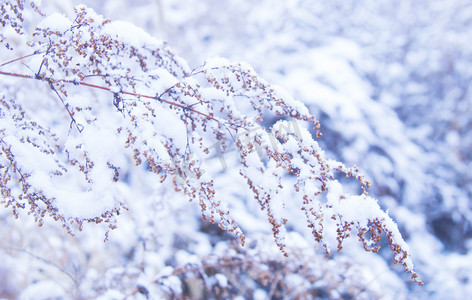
[1,0,471,299]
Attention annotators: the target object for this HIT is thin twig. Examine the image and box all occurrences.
[0,245,78,285]
[47,79,83,132]
[0,51,42,67]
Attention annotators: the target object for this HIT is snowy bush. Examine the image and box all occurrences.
[10,0,472,298]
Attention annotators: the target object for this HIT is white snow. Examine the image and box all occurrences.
[37,13,72,33]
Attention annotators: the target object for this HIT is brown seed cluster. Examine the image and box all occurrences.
[1,0,42,49]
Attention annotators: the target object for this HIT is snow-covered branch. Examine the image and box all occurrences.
[0,0,421,285]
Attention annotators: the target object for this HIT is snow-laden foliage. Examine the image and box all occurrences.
[9,0,472,298]
[0,1,422,278]
[138,0,471,298]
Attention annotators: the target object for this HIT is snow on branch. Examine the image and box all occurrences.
[0,1,421,284]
